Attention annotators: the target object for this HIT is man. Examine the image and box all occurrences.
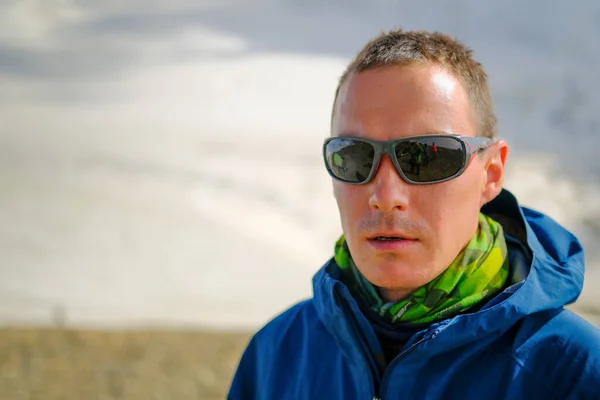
[228,29,600,399]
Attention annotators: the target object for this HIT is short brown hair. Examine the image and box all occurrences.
[332,29,497,138]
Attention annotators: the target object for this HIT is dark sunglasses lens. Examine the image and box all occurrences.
[395,137,464,182]
[325,139,375,183]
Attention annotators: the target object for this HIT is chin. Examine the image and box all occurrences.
[363,260,439,291]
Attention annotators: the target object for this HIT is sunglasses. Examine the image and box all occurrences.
[323,134,494,185]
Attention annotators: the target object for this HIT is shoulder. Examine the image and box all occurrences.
[253,298,320,347]
[513,308,600,398]
[228,299,328,399]
[240,299,319,360]
[250,298,336,364]
[515,307,600,358]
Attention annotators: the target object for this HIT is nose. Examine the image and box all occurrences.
[368,155,410,212]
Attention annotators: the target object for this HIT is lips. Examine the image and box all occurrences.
[367,234,418,251]
[368,233,415,241]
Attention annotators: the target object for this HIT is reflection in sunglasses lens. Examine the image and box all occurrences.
[395,137,463,182]
[326,139,375,183]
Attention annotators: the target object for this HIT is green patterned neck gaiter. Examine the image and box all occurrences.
[334,213,509,324]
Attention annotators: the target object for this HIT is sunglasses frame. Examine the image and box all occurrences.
[323,134,495,185]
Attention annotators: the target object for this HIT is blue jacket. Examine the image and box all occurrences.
[229,190,600,399]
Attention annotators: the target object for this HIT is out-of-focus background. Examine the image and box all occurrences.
[1,0,599,398]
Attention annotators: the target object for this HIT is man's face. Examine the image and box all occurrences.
[331,63,506,301]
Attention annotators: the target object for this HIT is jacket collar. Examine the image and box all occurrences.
[312,189,585,357]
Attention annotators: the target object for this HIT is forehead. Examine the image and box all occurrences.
[332,64,475,140]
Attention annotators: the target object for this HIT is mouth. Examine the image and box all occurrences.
[372,236,408,241]
[368,233,415,241]
[366,234,418,250]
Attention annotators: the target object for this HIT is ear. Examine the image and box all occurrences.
[480,140,508,207]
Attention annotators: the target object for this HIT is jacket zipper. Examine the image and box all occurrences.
[336,284,441,399]
[374,329,441,399]
[336,287,384,398]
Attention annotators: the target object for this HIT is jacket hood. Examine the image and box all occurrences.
[312,189,585,356]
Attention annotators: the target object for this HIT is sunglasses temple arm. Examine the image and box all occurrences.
[467,137,494,154]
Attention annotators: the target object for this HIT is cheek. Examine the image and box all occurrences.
[333,182,369,237]
[416,179,481,239]
[333,183,361,231]
[412,188,448,234]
